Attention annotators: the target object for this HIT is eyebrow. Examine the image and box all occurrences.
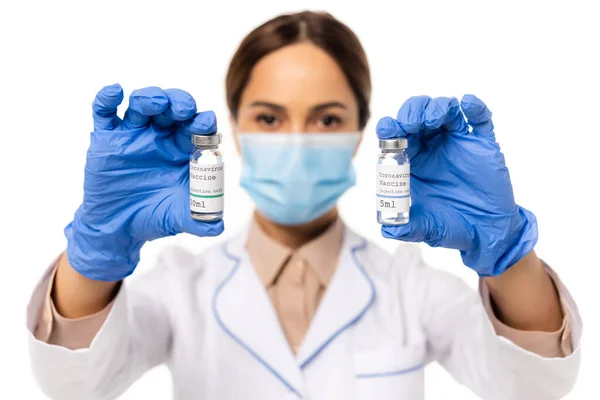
[249,101,348,113]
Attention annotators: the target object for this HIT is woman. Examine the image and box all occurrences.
[27,11,580,400]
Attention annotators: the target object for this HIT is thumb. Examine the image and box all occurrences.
[381,204,439,246]
[181,217,225,238]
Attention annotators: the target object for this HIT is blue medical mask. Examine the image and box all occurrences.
[238,132,360,226]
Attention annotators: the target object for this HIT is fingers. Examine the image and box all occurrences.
[92,84,124,131]
[378,97,433,161]
[396,95,431,134]
[460,94,495,138]
[175,110,218,153]
[422,97,468,134]
[381,204,432,244]
[376,116,405,139]
[152,89,197,128]
[121,87,169,129]
[182,110,218,135]
[391,96,476,139]
[165,191,224,237]
[98,86,200,131]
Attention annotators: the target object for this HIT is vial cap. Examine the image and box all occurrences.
[192,133,222,147]
[379,138,408,150]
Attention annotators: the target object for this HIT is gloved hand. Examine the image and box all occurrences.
[376,95,537,276]
[65,84,224,282]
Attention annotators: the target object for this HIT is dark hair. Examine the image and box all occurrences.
[226,11,371,129]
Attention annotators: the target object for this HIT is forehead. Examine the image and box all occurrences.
[239,42,356,107]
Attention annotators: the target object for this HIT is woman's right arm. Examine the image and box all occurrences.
[52,252,119,319]
[27,84,223,399]
[28,247,181,400]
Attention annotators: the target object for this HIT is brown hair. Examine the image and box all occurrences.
[226,11,371,129]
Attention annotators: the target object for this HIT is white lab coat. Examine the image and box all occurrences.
[27,226,581,400]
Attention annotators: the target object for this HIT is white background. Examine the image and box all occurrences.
[0,0,598,398]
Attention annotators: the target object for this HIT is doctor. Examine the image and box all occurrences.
[27,11,581,400]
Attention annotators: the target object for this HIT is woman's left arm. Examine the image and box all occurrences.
[484,250,563,332]
[378,95,581,398]
[376,94,581,351]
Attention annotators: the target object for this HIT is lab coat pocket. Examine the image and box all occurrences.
[353,342,426,399]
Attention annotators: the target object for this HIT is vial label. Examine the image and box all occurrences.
[190,162,224,213]
[376,164,410,212]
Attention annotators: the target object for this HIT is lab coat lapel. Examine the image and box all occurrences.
[213,231,305,397]
[297,228,375,368]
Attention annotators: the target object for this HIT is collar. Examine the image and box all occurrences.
[245,217,344,288]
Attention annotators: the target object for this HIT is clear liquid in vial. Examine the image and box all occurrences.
[376,148,410,226]
[190,146,224,222]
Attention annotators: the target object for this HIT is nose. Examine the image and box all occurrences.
[289,119,308,133]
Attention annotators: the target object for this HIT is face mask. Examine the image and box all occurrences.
[238,132,360,226]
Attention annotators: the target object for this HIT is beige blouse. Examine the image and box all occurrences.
[35,218,572,357]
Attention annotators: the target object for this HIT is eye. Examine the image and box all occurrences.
[256,114,278,126]
[318,114,342,128]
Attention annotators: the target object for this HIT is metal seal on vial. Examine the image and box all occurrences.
[192,133,222,147]
[378,138,408,150]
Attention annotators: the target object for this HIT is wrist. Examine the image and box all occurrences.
[484,250,563,331]
[65,215,141,281]
[53,252,120,319]
[476,206,539,277]
[484,250,543,290]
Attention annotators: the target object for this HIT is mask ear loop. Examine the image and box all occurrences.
[230,120,243,156]
[353,131,363,157]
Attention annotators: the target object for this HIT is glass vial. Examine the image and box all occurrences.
[376,138,410,225]
[190,133,224,222]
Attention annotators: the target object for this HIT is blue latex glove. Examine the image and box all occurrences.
[376,95,537,276]
[65,84,224,282]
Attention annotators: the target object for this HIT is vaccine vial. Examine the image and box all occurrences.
[190,133,224,222]
[376,138,410,225]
